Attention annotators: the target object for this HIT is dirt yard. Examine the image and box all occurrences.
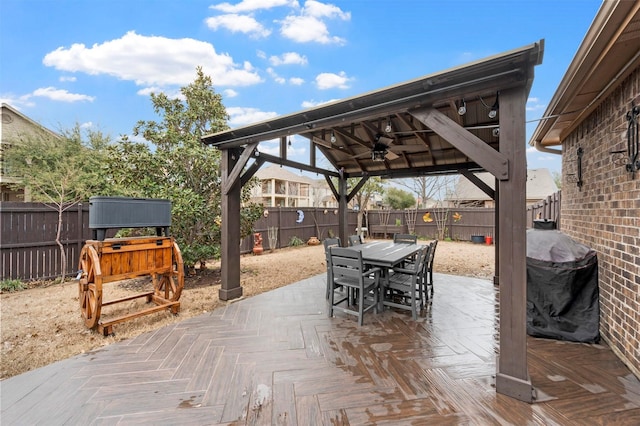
[0,239,494,380]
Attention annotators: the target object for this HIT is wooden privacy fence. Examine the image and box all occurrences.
[526,191,561,229]
[2,194,561,281]
[243,207,498,253]
[1,202,92,281]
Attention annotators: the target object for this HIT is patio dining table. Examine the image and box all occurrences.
[345,240,423,310]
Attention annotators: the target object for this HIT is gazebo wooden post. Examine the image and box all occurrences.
[219,144,258,301]
[495,87,534,402]
[220,147,243,301]
[494,183,500,286]
[337,169,349,246]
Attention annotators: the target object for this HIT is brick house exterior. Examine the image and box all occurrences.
[530,2,640,378]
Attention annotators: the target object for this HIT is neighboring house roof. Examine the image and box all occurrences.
[448,169,558,202]
[1,103,61,142]
[529,2,640,151]
[254,165,316,184]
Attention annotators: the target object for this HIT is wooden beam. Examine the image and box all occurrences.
[240,156,266,187]
[494,87,533,402]
[410,107,509,180]
[279,136,287,160]
[253,151,340,177]
[460,169,495,199]
[347,175,369,203]
[324,175,338,201]
[310,138,316,168]
[222,143,258,195]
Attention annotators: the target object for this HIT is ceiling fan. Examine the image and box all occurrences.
[354,134,425,161]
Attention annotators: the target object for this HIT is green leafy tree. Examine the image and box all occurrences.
[384,187,416,209]
[106,67,260,269]
[4,125,112,281]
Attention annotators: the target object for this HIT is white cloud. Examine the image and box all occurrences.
[257,139,280,155]
[289,77,304,85]
[136,86,183,99]
[0,94,35,109]
[227,106,278,127]
[205,14,271,38]
[269,52,308,66]
[210,0,299,14]
[80,122,93,129]
[315,71,351,89]
[304,0,350,19]
[278,1,350,44]
[279,15,344,44]
[223,89,239,98]
[526,96,546,113]
[59,76,77,82]
[42,31,262,88]
[256,138,306,157]
[266,67,286,84]
[256,50,267,59]
[32,87,95,102]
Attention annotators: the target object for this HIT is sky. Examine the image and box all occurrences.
[1,0,604,178]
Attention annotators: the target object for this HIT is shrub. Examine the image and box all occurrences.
[1,279,25,292]
[288,236,305,247]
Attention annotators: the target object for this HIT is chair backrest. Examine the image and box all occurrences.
[412,245,428,274]
[323,237,341,262]
[428,240,438,270]
[348,235,362,246]
[393,233,417,244]
[330,246,364,281]
[420,244,432,276]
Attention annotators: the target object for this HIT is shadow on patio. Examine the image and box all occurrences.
[1,273,639,424]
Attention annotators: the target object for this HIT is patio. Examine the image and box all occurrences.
[2,272,639,424]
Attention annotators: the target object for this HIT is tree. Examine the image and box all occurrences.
[350,177,384,238]
[552,170,562,190]
[395,175,456,208]
[106,67,261,269]
[384,187,416,209]
[4,125,112,281]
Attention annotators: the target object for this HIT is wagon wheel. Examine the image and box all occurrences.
[78,244,103,329]
[153,240,184,302]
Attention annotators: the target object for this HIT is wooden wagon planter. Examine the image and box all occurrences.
[78,235,184,336]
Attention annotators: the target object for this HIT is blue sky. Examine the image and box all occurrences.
[1,0,603,176]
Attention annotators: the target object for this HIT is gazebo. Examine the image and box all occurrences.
[202,40,544,402]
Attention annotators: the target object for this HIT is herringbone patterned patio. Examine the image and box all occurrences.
[2,273,639,425]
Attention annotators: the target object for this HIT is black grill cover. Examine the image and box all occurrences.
[526,229,600,343]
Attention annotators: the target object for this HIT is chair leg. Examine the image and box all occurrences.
[411,287,418,320]
[357,286,365,326]
[328,280,335,318]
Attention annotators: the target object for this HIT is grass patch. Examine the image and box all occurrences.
[1,279,25,292]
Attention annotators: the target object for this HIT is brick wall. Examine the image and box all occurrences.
[560,66,640,378]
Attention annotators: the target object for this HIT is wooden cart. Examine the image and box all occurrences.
[78,235,184,336]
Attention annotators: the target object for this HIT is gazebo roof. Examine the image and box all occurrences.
[203,40,544,179]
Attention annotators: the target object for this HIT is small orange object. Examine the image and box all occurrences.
[253,233,264,255]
